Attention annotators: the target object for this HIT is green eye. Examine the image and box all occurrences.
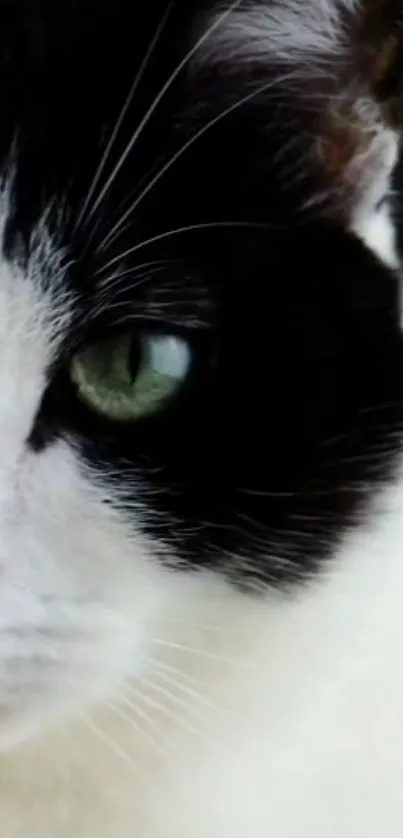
[70,332,191,421]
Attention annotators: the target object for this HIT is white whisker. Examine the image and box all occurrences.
[100,70,297,252]
[97,259,176,291]
[143,656,209,690]
[97,221,269,276]
[83,714,144,775]
[136,673,215,723]
[150,637,250,667]
[155,618,234,634]
[85,0,244,226]
[125,681,209,740]
[75,1,175,233]
[89,265,167,320]
[145,665,217,712]
[107,698,174,763]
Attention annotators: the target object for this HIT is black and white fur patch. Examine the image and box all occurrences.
[0,1,402,836]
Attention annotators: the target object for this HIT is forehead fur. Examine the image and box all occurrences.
[200,0,359,64]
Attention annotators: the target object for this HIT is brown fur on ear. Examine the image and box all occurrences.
[309,0,403,220]
[361,0,403,88]
[197,1,402,223]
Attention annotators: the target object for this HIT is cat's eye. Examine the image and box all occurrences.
[70,332,191,421]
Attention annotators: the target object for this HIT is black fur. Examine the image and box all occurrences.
[4,0,403,586]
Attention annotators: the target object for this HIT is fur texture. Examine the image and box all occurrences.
[0,1,402,835]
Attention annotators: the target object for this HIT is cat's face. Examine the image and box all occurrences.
[0,0,402,749]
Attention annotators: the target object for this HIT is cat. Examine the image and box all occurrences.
[0,0,403,835]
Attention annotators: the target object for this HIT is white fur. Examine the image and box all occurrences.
[0,178,401,837]
[4,487,403,837]
[354,199,400,269]
[352,128,400,268]
[0,2,400,832]
[201,0,358,65]
[0,190,172,752]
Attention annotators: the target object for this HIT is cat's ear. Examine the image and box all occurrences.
[197,0,403,230]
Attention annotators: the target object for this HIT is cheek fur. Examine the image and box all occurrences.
[0,195,168,746]
[0,433,172,748]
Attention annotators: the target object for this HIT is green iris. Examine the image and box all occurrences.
[71,332,190,421]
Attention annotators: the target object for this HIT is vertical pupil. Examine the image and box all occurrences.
[128,337,142,382]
